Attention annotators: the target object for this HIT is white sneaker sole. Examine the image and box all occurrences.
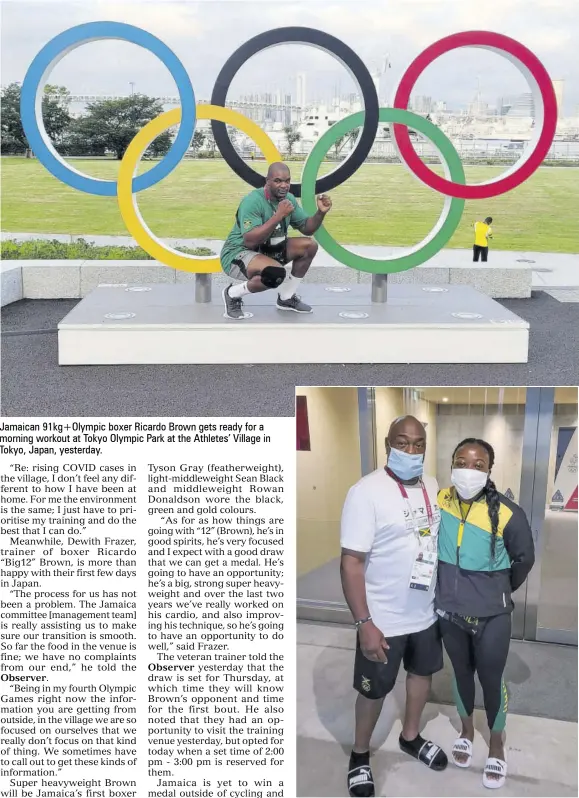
[276,304,313,314]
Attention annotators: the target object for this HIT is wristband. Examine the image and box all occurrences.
[354,616,372,628]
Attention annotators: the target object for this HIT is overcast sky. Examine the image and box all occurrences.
[2,0,578,113]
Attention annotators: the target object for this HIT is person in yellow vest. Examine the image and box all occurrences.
[473,217,493,262]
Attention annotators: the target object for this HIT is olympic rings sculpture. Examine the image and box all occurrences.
[21,23,557,275]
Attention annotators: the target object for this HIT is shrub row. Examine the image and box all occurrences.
[1,238,214,260]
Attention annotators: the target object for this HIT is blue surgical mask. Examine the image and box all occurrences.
[387,447,424,480]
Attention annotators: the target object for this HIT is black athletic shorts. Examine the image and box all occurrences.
[258,240,288,266]
[353,620,443,700]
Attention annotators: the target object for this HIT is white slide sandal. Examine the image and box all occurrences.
[483,757,507,789]
[451,737,473,768]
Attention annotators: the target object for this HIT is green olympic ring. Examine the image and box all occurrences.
[301,107,466,274]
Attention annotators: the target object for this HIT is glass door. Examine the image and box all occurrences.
[521,388,578,645]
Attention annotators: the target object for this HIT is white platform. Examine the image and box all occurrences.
[57,283,529,365]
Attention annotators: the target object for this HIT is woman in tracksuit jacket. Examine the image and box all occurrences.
[435,438,535,790]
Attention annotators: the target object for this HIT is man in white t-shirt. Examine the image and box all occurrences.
[340,415,448,797]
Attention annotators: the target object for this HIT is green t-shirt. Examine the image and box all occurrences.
[220,188,309,273]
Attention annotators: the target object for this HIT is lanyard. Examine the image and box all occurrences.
[457,495,474,554]
[384,466,434,530]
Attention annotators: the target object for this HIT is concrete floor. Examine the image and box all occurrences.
[297,622,578,797]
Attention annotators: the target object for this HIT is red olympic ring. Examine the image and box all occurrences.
[392,31,558,200]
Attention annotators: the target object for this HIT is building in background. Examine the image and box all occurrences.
[506,92,535,119]
[552,79,564,119]
[296,72,307,109]
[411,94,433,114]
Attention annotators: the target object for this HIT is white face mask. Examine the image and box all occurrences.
[451,468,488,500]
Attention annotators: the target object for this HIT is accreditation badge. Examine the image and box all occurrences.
[408,530,437,591]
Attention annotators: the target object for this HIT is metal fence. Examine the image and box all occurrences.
[231,137,579,164]
[6,138,579,165]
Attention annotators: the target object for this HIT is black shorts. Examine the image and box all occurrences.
[258,240,288,266]
[353,621,443,700]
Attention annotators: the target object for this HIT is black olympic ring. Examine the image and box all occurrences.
[210,26,379,198]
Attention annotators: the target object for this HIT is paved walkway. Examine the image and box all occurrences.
[2,292,579,416]
[3,231,579,289]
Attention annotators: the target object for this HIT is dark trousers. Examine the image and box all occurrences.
[439,613,511,732]
[473,244,489,262]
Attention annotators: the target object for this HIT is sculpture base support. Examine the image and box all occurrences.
[194,273,211,303]
[371,273,387,303]
[57,283,529,365]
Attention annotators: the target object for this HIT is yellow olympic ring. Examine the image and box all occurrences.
[117,104,283,273]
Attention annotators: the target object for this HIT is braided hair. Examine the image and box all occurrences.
[452,438,501,560]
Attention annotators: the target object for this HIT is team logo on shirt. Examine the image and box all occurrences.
[243,219,252,229]
[361,676,371,692]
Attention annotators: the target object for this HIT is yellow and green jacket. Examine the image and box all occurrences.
[435,487,535,618]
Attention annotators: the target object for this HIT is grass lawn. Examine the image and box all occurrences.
[1,156,578,252]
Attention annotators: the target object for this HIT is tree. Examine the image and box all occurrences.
[70,94,171,160]
[346,127,361,150]
[60,130,107,157]
[283,125,302,157]
[145,124,176,159]
[1,82,72,155]
[191,129,206,153]
[332,127,360,158]
[44,84,72,110]
[227,124,239,149]
[332,134,346,158]
[204,130,217,157]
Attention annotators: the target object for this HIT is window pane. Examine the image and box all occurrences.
[537,392,578,633]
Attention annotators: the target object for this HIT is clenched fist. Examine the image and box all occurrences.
[317,194,332,215]
[275,199,294,220]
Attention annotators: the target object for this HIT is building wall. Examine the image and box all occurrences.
[552,79,564,119]
[434,404,578,504]
[435,404,527,499]
[296,388,361,577]
[374,388,438,478]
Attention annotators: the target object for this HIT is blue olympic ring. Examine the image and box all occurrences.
[20,21,196,197]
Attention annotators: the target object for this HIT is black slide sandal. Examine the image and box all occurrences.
[399,734,448,771]
[348,764,375,797]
